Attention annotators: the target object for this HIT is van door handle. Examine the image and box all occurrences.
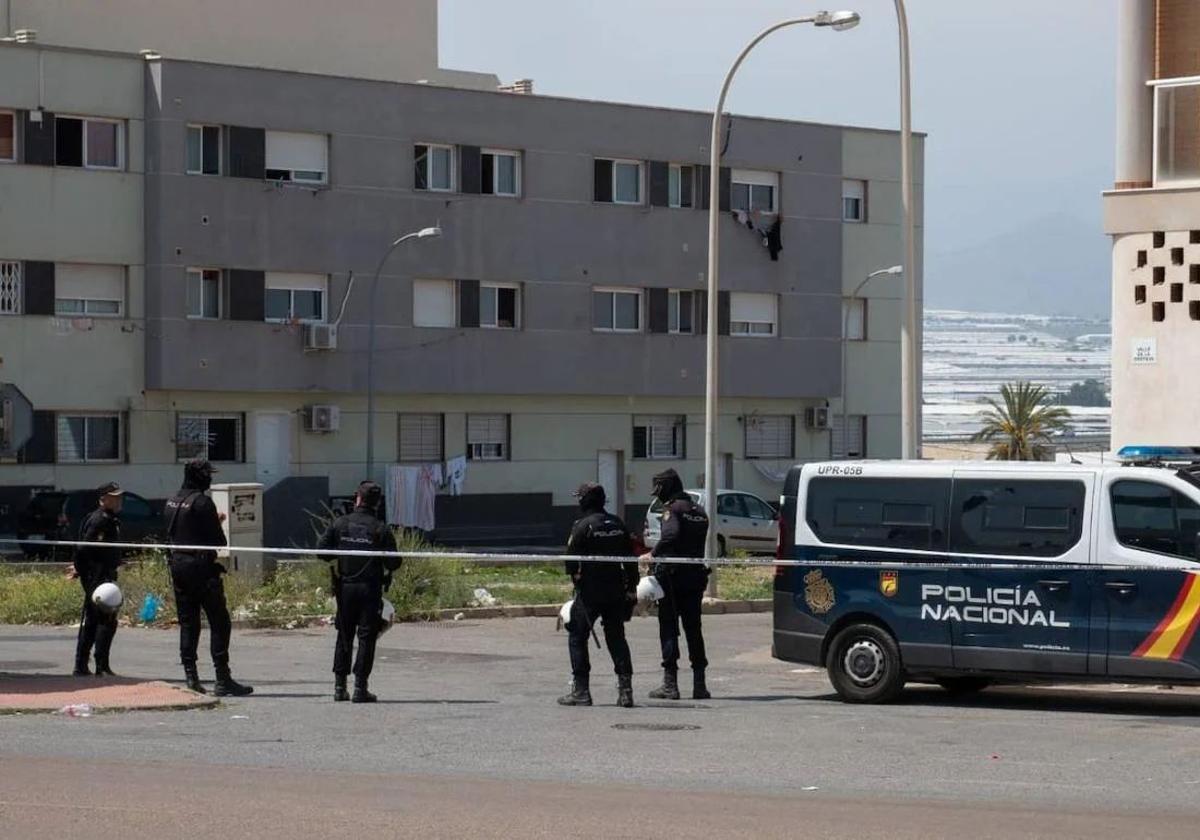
[1038,579,1070,592]
[1106,581,1138,595]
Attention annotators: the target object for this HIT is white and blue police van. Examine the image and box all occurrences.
[772,447,1200,703]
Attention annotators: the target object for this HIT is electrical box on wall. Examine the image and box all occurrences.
[304,323,338,350]
[304,404,340,433]
[805,406,830,430]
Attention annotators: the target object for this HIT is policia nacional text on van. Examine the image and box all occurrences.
[773,449,1200,703]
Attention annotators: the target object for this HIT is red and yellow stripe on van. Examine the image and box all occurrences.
[1134,574,1200,661]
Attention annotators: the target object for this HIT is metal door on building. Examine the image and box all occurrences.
[597,450,624,518]
[254,412,292,487]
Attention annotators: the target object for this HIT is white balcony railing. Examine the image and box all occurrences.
[1152,76,1200,187]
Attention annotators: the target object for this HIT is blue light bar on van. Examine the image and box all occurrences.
[1117,445,1200,461]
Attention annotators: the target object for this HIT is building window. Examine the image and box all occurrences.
[57,413,121,463]
[593,287,642,332]
[1153,266,1166,285]
[731,169,778,214]
[415,143,455,191]
[265,272,326,323]
[186,268,222,319]
[55,116,123,170]
[633,415,685,460]
[0,110,14,162]
[264,130,327,184]
[1134,285,1147,304]
[186,124,221,175]
[481,283,519,329]
[54,263,124,316]
[1137,250,1148,268]
[745,415,794,459]
[1173,247,1185,266]
[176,413,244,462]
[669,290,695,334]
[669,164,694,208]
[1191,301,1200,321]
[1153,231,1165,249]
[413,278,457,327]
[467,414,509,461]
[1172,282,1185,303]
[594,158,643,204]
[833,415,866,459]
[1153,301,1166,322]
[843,298,867,341]
[842,179,866,222]
[482,149,520,196]
[1191,265,1200,284]
[730,292,777,337]
[398,413,443,462]
[0,261,20,315]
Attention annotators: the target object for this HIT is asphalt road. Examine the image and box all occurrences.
[3,614,1200,838]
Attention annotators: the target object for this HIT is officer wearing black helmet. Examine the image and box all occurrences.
[72,482,124,677]
[639,467,712,701]
[317,480,399,703]
[164,459,252,697]
[558,482,638,708]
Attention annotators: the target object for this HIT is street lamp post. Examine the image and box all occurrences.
[365,226,442,481]
[836,265,903,460]
[894,0,919,461]
[703,10,860,563]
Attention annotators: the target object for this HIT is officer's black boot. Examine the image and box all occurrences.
[72,658,91,678]
[351,680,377,704]
[94,658,116,678]
[183,663,205,694]
[214,666,254,697]
[692,669,711,700]
[648,669,680,700]
[557,676,593,706]
[616,674,634,708]
[334,675,350,702]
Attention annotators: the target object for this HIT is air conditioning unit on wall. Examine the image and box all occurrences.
[805,406,830,430]
[304,324,338,351]
[304,404,340,433]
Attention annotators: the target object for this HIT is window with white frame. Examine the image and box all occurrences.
[745,415,793,460]
[55,116,123,170]
[414,143,455,191]
[842,179,866,222]
[481,283,519,329]
[592,287,642,332]
[176,413,244,462]
[731,169,778,213]
[186,124,222,175]
[186,268,222,319]
[482,149,520,196]
[0,261,20,315]
[57,413,121,463]
[265,272,326,323]
[669,289,695,334]
[467,414,509,461]
[843,298,866,341]
[413,279,457,327]
[669,163,694,208]
[730,292,777,337]
[0,110,14,162]
[55,263,124,316]
[633,415,685,460]
[398,413,443,462]
[612,160,642,204]
[264,130,327,183]
[832,415,866,459]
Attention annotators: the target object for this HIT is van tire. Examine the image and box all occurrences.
[936,677,992,695]
[826,623,905,704]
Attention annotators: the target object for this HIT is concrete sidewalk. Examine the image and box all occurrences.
[0,673,217,714]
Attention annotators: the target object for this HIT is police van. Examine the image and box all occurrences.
[772,448,1200,703]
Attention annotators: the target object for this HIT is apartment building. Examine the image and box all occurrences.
[1106,0,1200,447]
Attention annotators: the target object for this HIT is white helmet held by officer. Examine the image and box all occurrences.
[92,582,124,614]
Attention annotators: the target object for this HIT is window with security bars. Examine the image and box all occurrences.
[832,415,866,459]
[176,413,244,462]
[744,415,794,460]
[57,414,121,463]
[398,414,443,462]
[467,414,509,461]
[633,415,685,460]
[0,261,19,315]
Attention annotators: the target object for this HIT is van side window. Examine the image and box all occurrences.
[949,479,1085,558]
[806,478,950,551]
[1111,480,1200,560]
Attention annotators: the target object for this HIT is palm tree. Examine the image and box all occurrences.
[971,381,1072,461]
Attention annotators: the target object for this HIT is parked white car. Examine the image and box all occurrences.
[642,489,778,556]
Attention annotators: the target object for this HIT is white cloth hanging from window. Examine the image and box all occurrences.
[445,455,467,496]
[415,464,442,532]
[387,465,422,528]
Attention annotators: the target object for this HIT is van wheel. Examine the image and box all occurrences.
[826,623,905,703]
[717,536,727,557]
[936,677,992,695]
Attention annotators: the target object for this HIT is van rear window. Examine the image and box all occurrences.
[950,479,1085,557]
[807,478,950,551]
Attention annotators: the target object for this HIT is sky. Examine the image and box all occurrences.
[440,0,1116,319]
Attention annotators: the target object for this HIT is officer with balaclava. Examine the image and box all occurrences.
[639,468,712,700]
[164,459,252,697]
[318,481,399,703]
[72,482,124,676]
[558,482,638,708]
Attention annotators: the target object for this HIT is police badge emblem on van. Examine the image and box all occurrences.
[804,569,835,615]
[880,570,898,598]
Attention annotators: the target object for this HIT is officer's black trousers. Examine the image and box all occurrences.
[333,581,383,683]
[169,556,232,669]
[568,598,632,679]
[75,573,117,670]
[657,583,707,671]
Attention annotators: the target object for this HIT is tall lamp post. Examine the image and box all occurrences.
[836,265,902,459]
[894,0,919,461]
[365,226,442,481]
[703,9,860,563]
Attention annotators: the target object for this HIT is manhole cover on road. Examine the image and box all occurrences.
[612,723,702,732]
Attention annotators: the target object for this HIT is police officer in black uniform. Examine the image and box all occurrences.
[639,468,712,701]
[318,481,399,703]
[73,482,124,677]
[558,483,638,708]
[164,459,252,697]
